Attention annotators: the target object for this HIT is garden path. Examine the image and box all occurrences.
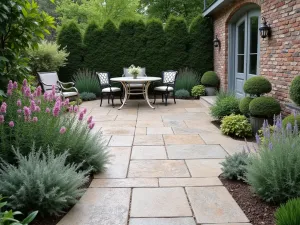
[57,99,252,225]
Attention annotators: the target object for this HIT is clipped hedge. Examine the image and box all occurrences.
[243,76,272,96]
[239,97,253,116]
[57,16,213,80]
[290,76,300,106]
[282,114,300,129]
[201,71,219,87]
[249,96,281,118]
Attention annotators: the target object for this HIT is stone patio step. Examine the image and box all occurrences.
[200,96,216,107]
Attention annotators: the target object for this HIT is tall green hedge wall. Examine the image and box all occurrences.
[57,16,213,80]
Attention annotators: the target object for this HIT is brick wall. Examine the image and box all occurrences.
[211,0,300,113]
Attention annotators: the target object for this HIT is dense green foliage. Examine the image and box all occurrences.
[191,85,205,97]
[0,80,109,172]
[283,114,300,129]
[80,92,97,101]
[239,97,253,116]
[220,151,249,180]
[221,114,252,138]
[27,41,69,75]
[210,92,240,120]
[165,17,189,70]
[246,117,300,203]
[201,71,219,87]
[175,89,190,99]
[0,197,37,225]
[0,147,89,216]
[243,76,272,96]
[57,22,83,82]
[0,0,54,89]
[59,17,213,80]
[275,198,300,225]
[249,96,281,118]
[175,68,200,93]
[188,16,213,76]
[289,76,300,106]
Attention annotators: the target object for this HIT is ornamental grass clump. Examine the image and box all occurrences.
[0,79,109,172]
[0,146,89,216]
[72,69,101,96]
[245,115,300,203]
[275,198,300,225]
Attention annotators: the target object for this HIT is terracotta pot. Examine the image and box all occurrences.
[205,87,217,96]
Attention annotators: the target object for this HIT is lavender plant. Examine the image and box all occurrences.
[245,114,300,203]
[0,80,109,172]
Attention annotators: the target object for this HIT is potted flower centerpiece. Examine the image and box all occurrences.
[128,65,141,79]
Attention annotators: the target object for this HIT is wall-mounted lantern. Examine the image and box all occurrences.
[259,17,271,39]
[213,35,220,48]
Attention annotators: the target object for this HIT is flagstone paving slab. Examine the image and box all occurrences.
[128,160,190,178]
[94,147,131,179]
[159,177,222,187]
[162,112,208,121]
[57,188,130,225]
[136,120,164,127]
[186,159,224,177]
[134,135,164,146]
[99,121,137,127]
[116,114,138,121]
[131,146,167,159]
[101,127,135,136]
[147,127,173,135]
[135,127,146,135]
[92,115,117,121]
[163,134,205,145]
[166,144,227,159]
[186,187,249,224]
[163,120,187,128]
[129,218,196,225]
[109,135,134,146]
[131,188,192,217]
[90,178,158,188]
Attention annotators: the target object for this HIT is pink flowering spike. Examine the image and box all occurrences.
[37,99,41,105]
[89,122,95,130]
[87,116,93,124]
[23,106,31,117]
[7,80,13,90]
[64,98,70,105]
[32,117,38,122]
[25,88,31,97]
[30,100,36,111]
[36,86,42,96]
[35,106,41,112]
[17,109,22,114]
[74,106,78,113]
[23,79,28,86]
[0,102,7,113]
[0,115,4,124]
[83,108,87,114]
[52,106,60,117]
[9,121,14,127]
[7,89,12,96]
[69,106,73,113]
[60,126,67,134]
[17,99,22,107]
[78,112,84,121]
[45,107,51,113]
[52,85,56,96]
[13,81,18,89]
[44,92,48,101]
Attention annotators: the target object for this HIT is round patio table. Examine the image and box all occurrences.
[111,77,161,110]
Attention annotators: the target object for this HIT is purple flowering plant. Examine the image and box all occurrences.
[0,80,109,172]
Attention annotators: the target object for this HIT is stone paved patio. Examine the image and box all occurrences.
[57,99,252,225]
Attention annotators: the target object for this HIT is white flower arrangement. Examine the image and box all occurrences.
[128,65,141,78]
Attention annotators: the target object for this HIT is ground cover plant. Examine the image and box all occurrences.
[191,85,205,97]
[80,92,97,101]
[175,89,190,99]
[220,114,252,138]
[0,79,109,172]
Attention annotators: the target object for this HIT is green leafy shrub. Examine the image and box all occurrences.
[221,114,252,138]
[249,96,281,118]
[246,116,300,203]
[191,85,205,97]
[220,151,249,180]
[27,41,69,75]
[239,97,253,116]
[0,146,89,216]
[201,71,219,87]
[275,198,300,225]
[175,89,190,99]
[243,76,272,96]
[210,92,240,119]
[289,76,300,106]
[70,98,83,106]
[0,196,37,225]
[57,22,83,82]
[175,68,200,93]
[0,79,109,172]
[283,114,300,129]
[72,69,101,96]
[80,92,97,101]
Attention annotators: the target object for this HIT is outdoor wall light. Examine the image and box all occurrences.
[213,35,220,48]
[259,17,271,39]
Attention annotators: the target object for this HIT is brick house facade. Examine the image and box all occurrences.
[203,0,300,113]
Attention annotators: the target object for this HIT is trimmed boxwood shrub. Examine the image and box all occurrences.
[201,71,219,87]
[239,97,253,116]
[188,15,213,75]
[165,16,189,70]
[249,96,281,118]
[243,76,272,96]
[289,76,300,106]
[282,114,300,129]
[57,22,83,82]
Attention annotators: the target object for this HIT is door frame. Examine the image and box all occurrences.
[228,6,261,96]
